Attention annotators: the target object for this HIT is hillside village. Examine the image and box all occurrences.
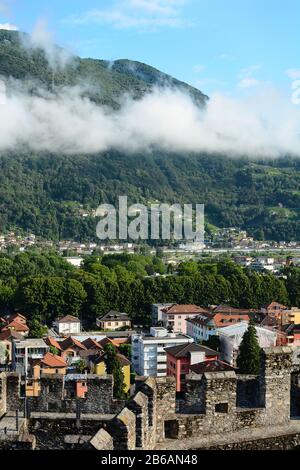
[1,298,300,450]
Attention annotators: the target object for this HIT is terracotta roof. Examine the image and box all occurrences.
[98,337,114,348]
[0,329,23,341]
[45,336,62,351]
[41,352,67,368]
[263,302,288,310]
[2,320,29,332]
[213,313,249,328]
[82,337,103,350]
[190,360,235,375]
[165,343,218,358]
[60,336,86,351]
[57,315,81,323]
[162,304,208,315]
[7,313,27,322]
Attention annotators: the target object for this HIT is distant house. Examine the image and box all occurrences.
[1,313,29,337]
[189,359,235,375]
[282,324,300,346]
[26,353,67,397]
[60,336,86,365]
[90,352,131,393]
[165,343,218,392]
[161,304,209,335]
[53,315,81,336]
[96,311,132,331]
[0,329,23,365]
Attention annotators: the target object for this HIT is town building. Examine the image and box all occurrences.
[282,324,300,346]
[26,353,67,397]
[12,338,50,376]
[59,336,86,366]
[96,311,132,331]
[53,315,81,336]
[186,306,250,343]
[132,327,194,377]
[165,343,218,392]
[0,330,23,365]
[90,352,131,393]
[218,321,277,365]
[0,313,29,337]
[161,304,209,335]
[151,303,174,325]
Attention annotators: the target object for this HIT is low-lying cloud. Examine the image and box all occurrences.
[0,80,299,158]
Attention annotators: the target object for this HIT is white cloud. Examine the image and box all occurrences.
[0,22,18,31]
[21,18,74,69]
[238,78,260,89]
[237,65,261,89]
[64,0,190,31]
[0,80,299,158]
[286,69,300,80]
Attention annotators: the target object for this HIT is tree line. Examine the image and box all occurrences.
[0,251,298,328]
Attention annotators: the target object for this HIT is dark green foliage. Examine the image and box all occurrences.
[104,344,126,399]
[28,318,48,338]
[236,321,261,374]
[201,335,220,352]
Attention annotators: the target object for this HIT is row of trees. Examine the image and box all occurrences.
[0,252,299,329]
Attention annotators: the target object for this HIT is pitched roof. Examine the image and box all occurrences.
[60,336,86,351]
[165,343,218,358]
[162,304,208,315]
[98,337,114,348]
[98,310,131,322]
[82,337,103,350]
[209,304,255,314]
[117,353,131,367]
[2,320,29,332]
[57,315,81,323]
[6,313,27,323]
[190,360,235,375]
[0,329,23,341]
[40,352,67,368]
[45,336,62,351]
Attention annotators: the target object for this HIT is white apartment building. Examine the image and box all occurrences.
[132,327,194,377]
[12,338,49,376]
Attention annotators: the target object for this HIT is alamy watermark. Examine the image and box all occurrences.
[96,196,204,242]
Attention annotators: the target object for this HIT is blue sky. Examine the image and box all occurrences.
[1,0,299,96]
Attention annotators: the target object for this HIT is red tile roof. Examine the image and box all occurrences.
[162,304,209,315]
[82,337,103,350]
[2,320,29,332]
[60,336,86,351]
[41,352,67,368]
[45,336,62,351]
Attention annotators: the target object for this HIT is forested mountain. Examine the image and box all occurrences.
[0,30,299,242]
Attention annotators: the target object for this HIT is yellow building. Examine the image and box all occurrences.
[26,352,67,397]
[93,353,131,394]
[283,307,300,325]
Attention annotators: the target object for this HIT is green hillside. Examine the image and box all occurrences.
[0,30,299,243]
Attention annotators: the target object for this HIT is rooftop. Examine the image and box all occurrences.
[57,315,81,324]
[190,359,236,375]
[164,343,218,358]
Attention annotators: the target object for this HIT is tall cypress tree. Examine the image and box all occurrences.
[236,321,261,374]
[104,344,126,399]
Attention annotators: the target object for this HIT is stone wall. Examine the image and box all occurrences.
[27,374,124,416]
[0,373,6,418]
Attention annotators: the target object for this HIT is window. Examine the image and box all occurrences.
[215,403,228,413]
